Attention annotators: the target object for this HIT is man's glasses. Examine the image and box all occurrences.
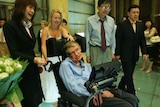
[101,6,111,11]
[69,48,81,56]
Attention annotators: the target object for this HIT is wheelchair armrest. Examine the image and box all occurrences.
[60,91,87,107]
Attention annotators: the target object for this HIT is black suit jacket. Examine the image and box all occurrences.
[3,20,43,105]
[115,19,147,62]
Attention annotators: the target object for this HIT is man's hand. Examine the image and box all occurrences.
[93,94,103,106]
[86,56,90,63]
[102,90,114,98]
[112,54,115,60]
[115,55,120,60]
[92,90,114,106]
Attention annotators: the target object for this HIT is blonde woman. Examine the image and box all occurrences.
[41,9,74,107]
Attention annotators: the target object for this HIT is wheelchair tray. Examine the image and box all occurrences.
[88,60,121,89]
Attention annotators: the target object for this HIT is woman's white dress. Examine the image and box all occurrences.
[40,29,61,103]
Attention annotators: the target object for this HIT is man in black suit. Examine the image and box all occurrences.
[115,5,147,95]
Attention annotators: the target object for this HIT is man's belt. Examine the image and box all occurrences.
[90,44,110,48]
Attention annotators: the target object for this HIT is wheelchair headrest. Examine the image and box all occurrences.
[46,38,67,57]
[46,37,86,57]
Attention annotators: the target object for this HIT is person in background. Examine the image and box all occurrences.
[122,16,127,21]
[3,0,47,107]
[115,5,147,95]
[61,18,70,35]
[61,19,68,30]
[85,0,115,66]
[0,18,10,56]
[140,19,159,73]
[40,20,48,30]
[37,20,48,55]
[41,9,74,107]
[59,41,138,107]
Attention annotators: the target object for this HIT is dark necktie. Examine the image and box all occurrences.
[100,20,106,51]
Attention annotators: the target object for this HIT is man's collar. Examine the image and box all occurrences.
[95,13,107,22]
[67,57,85,67]
[128,18,136,24]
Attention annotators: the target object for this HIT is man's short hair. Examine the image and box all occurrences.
[98,0,111,7]
[64,41,80,56]
[128,5,140,12]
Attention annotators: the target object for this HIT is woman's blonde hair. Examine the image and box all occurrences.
[48,9,62,29]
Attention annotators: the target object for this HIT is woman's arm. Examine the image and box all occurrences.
[61,27,74,41]
[41,28,49,61]
[145,27,158,38]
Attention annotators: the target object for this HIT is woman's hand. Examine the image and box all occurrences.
[0,99,14,107]
[67,35,74,41]
[34,57,47,65]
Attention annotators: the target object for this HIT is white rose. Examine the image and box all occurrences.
[4,59,13,66]
[0,72,9,79]
[14,63,22,70]
[0,60,3,65]
[5,66,14,74]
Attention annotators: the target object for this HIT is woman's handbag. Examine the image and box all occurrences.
[150,35,160,43]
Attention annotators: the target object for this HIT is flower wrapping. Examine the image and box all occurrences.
[0,69,23,99]
[0,56,28,102]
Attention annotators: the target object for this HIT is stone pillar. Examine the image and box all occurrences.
[155,0,160,34]
[118,0,124,21]
[95,0,98,13]
[49,0,68,26]
[111,0,116,19]
[131,0,140,5]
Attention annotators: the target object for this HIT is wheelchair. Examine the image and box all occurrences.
[44,37,122,107]
[45,59,122,107]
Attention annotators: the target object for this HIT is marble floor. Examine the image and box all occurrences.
[131,59,160,107]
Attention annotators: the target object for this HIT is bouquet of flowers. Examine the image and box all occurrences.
[0,56,28,104]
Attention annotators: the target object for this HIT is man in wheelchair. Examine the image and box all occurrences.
[59,41,138,107]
